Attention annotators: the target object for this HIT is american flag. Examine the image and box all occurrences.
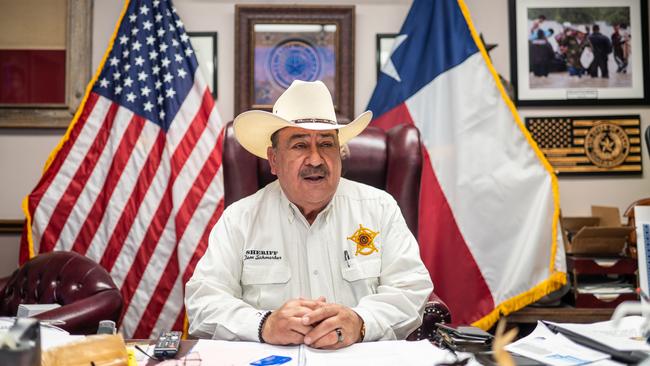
[20,0,225,338]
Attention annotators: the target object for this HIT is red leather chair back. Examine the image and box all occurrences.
[223,122,423,235]
[0,251,123,334]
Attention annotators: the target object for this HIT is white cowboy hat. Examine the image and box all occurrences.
[233,80,373,159]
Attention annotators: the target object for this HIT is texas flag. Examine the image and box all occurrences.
[367,0,566,328]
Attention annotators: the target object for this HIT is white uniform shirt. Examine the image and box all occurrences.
[185,178,433,342]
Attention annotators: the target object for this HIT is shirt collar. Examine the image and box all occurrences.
[278,188,297,224]
[277,186,337,226]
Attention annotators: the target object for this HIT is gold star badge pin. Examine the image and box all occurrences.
[347,224,379,256]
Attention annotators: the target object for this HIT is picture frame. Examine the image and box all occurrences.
[509,0,650,106]
[235,5,355,122]
[0,0,91,128]
[188,32,218,100]
[376,33,398,80]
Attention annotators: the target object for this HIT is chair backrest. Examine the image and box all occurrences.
[0,251,119,316]
[222,122,423,235]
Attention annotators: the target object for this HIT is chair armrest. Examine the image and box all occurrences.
[35,289,123,335]
[0,275,10,295]
[406,292,452,341]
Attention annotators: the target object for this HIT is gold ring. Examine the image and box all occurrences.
[335,328,344,343]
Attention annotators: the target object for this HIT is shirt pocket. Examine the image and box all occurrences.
[340,258,381,298]
[241,264,292,310]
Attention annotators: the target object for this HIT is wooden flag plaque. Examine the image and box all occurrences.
[525,116,643,175]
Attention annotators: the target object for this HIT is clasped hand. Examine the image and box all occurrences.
[261,296,363,349]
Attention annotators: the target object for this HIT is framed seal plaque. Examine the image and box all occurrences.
[235,5,354,122]
[525,115,643,175]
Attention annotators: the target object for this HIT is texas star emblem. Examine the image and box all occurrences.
[347,224,379,256]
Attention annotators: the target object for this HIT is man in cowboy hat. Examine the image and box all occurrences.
[185,80,433,349]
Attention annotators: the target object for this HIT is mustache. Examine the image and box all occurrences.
[300,165,329,178]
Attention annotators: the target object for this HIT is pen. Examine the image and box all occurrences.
[344,250,351,268]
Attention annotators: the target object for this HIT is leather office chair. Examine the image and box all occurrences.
[222,121,451,341]
[0,251,123,335]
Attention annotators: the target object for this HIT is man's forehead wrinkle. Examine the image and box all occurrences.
[285,132,337,142]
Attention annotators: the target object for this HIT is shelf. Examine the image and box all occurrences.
[505,306,614,324]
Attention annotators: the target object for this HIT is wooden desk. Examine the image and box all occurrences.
[505,306,614,324]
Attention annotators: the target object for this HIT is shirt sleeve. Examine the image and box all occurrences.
[352,199,434,341]
[185,209,266,341]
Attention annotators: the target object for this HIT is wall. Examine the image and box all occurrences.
[0,0,647,275]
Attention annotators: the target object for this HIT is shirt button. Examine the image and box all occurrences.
[313,270,319,276]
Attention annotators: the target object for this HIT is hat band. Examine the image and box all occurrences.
[293,118,337,125]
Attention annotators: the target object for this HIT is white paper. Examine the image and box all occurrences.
[506,321,610,366]
[191,340,301,366]
[186,339,472,366]
[305,340,463,366]
[548,316,650,352]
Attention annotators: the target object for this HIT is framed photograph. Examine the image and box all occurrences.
[509,0,650,106]
[376,33,398,79]
[0,0,91,128]
[235,5,355,122]
[188,32,218,100]
[526,115,643,175]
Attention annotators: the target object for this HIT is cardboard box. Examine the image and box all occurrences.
[561,206,633,255]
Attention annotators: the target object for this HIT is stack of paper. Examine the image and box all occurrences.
[506,317,650,365]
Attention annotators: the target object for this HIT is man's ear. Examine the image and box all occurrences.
[267,146,278,176]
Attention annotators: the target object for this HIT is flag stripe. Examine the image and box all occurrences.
[54,107,139,252]
[119,196,176,336]
[99,130,166,271]
[126,99,222,337]
[175,126,223,241]
[183,197,224,284]
[30,94,110,254]
[39,101,121,253]
[148,277,184,337]
[167,90,214,183]
[84,120,162,263]
[172,304,186,332]
[118,88,214,331]
[407,53,556,303]
[132,244,180,338]
[136,137,224,336]
[419,149,493,322]
[70,114,146,254]
[26,93,101,222]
